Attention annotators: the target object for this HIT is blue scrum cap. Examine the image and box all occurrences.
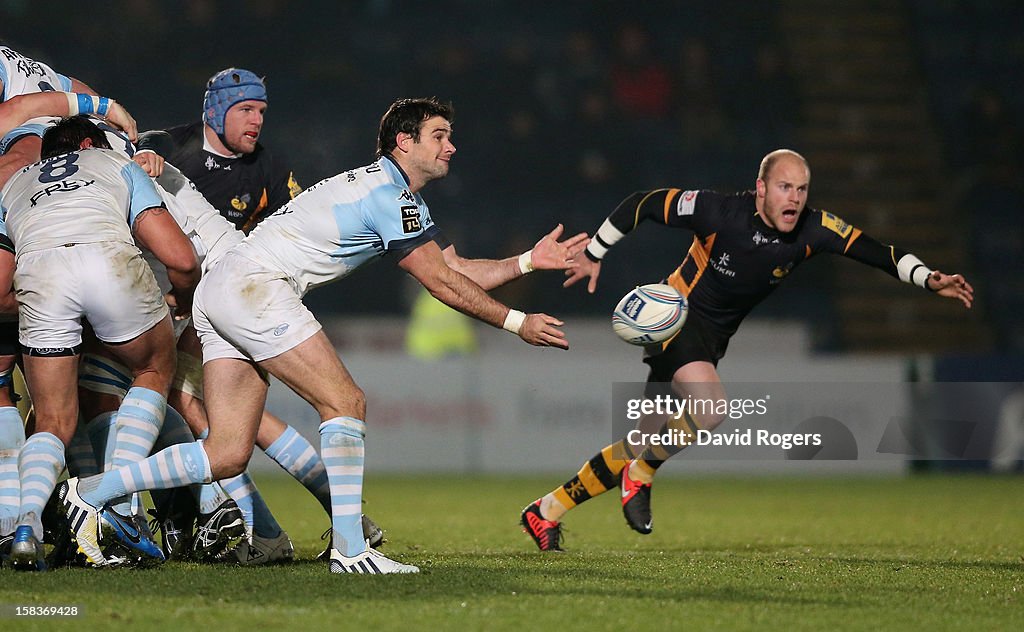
[202,68,267,135]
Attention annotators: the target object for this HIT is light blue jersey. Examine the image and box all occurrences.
[233,156,443,296]
[0,46,71,102]
[0,148,163,257]
[0,115,134,158]
[0,116,51,156]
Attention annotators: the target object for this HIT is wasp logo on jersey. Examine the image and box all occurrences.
[287,173,301,198]
[29,179,96,206]
[231,194,250,211]
[821,212,853,238]
[400,205,421,233]
[772,262,795,283]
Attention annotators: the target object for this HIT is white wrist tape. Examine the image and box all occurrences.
[585,218,627,261]
[896,254,933,289]
[66,93,112,117]
[502,309,526,334]
[517,250,534,275]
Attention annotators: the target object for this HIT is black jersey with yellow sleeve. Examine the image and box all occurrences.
[605,188,913,336]
[137,122,300,233]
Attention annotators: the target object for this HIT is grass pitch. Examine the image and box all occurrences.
[2,474,1022,631]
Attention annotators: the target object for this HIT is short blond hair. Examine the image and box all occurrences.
[758,149,810,181]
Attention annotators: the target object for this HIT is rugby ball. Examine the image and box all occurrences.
[612,284,688,345]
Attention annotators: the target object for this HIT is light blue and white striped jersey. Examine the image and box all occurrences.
[0,117,229,269]
[0,148,163,256]
[233,156,442,297]
[0,46,71,101]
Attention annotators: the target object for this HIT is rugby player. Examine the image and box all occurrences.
[0,116,199,569]
[59,97,586,574]
[139,68,343,564]
[521,149,973,551]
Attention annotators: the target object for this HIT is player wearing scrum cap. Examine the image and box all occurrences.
[138,68,299,233]
[137,68,351,565]
[57,97,587,574]
[520,149,974,551]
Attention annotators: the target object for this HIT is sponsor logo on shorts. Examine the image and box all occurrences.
[273,323,290,337]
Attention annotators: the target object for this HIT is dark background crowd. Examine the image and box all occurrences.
[2,0,1021,353]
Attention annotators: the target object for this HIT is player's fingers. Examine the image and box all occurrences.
[541,331,569,350]
[564,236,590,257]
[564,232,589,248]
[546,223,564,240]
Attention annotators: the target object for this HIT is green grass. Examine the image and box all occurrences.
[2,474,1023,631]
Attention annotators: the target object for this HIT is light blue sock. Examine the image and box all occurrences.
[87,410,135,514]
[189,429,229,514]
[195,479,230,515]
[85,411,117,471]
[17,432,65,540]
[319,416,365,556]
[150,406,203,519]
[112,387,165,466]
[220,471,283,539]
[0,406,24,535]
[79,441,211,507]
[150,406,195,452]
[66,419,100,477]
[265,425,331,516]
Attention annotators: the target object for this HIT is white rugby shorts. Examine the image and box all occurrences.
[16,241,168,349]
[192,251,322,363]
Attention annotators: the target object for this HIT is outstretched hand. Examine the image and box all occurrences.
[519,313,569,350]
[530,224,590,271]
[563,257,601,294]
[926,271,974,308]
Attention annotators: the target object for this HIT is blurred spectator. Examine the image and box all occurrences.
[609,23,673,120]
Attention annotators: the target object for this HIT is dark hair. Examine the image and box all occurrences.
[376,97,454,158]
[41,115,112,159]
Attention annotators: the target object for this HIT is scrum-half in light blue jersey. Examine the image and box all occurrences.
[0,46,71,101]
[232,156,445,296]
[0,148,163,256]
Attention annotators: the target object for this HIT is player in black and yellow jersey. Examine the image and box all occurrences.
[135,69,313,564]
[521,149,974,551]
[137,68,300,233]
